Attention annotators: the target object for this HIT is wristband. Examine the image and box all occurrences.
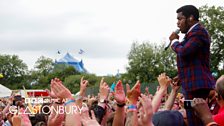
[127,104,137,110]
[64,99,75,106]
[117,103,126,107]
[206,122,218,126]
[127,109,137,112]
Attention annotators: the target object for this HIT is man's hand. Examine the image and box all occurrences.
[51,78,73,99]
[157,73,171,90]
[45,89,57,98]
[12,114,22,126]
[169,32,179,42]
[170,80,180,92]
[138,94,153,126]
[192,98,214,125]
[99,78,110,101]
[114,80,125,104]
[80,76,88,96]
[8,95,14,105]
[48,113,65,126]
[81,107,100,126]
[172,75,180,86]
[126,81,141,105]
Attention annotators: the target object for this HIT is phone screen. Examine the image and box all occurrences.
[184,100,193,109]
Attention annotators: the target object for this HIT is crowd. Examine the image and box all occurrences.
[0,74,223,126]
[0,4,223,126]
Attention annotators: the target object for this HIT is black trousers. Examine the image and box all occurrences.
[184,88,211,126]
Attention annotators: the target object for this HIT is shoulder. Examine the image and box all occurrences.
[213,112,224,121]
[188,24,209,38]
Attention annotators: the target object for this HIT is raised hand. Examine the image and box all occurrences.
[12,114,22,126]
[8,95,14,105]
[114,80,125,104]
[138,94,153,126]
[45,89,57,98]
[192,98,215,125]
[76,76,88,107]
[172,75,179,83]
[170,75,180,92]
[81,107,100,126]
[99,78,110,101]
[51,78,73,99]
[126,81,141,105]
[169,31,179,42]
[80,76,88,95]
[48,112,65,126]
[171,81,180,92]
[157,73,171,90]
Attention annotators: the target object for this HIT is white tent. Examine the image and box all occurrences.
[0,84,12,97]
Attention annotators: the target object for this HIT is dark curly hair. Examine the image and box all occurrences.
[176,5,199,21]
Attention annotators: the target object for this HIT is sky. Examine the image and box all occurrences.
[0,0,223,76]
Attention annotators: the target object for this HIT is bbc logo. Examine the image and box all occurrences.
[25,98,51,104]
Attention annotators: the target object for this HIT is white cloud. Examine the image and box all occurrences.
[0,0,222,75]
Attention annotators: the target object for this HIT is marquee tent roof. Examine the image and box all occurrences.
[56,53,87,72]
[0,84,12,97]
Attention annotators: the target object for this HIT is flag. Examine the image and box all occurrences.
[78,49,85,54]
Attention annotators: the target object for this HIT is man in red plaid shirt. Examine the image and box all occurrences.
[169,5,215,126]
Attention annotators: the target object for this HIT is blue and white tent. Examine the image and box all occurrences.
[56,53,87,73]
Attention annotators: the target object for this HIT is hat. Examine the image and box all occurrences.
[152,110,184,126]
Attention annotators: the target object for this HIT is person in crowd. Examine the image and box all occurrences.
[213,75,224,125]
[207,89,220,115]
[190,75,224,126]
[112,80,126,126]
[152,73,171,112]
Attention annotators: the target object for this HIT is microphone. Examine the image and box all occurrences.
[164,29,180,50]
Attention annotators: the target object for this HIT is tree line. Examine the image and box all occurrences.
[0,5,223,94]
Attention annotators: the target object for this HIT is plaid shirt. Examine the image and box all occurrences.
[171,23,215,92]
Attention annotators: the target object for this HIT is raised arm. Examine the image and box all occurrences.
[51,78,81,126]
[81,108,100,126]
[2,95,13,116]
[138,94,154,126]
[164,76,180,110]
[152,73,171,113]
[76,76,88,108]
[95,78,109,125]
[125,81,141,126]
[171,30,206,56]
[112,80,126,126]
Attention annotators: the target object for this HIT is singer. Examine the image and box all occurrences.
[169,5,215,126]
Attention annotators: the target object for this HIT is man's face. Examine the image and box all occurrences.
[215,75,224,104]
[214,90,221,105]
[215,85,222,105]
[177,12,190,33]
[172,102,179,110]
